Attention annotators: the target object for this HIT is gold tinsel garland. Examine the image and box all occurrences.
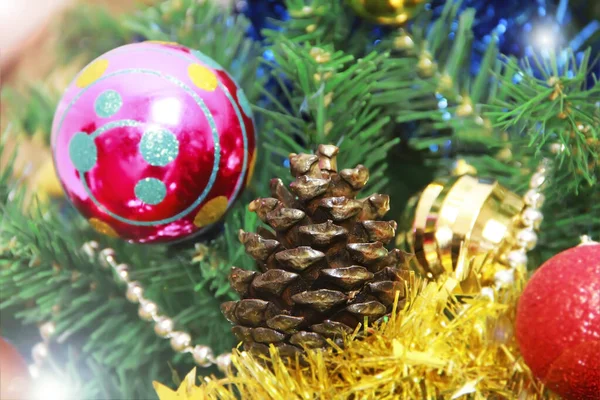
[154,257,556,399]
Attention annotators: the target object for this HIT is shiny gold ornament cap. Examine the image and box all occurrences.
[401,175,525,280]
[347,0,430,25]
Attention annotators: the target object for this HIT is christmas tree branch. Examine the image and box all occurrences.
[373,0,500,151]
[123,0,264,101]
[1,86,59,144]
[259,18,398,194]
[0,177,255,397]
[57,4,133,65]
[353,0,599,260]
[489,50,599,191]
[0,177,173,398]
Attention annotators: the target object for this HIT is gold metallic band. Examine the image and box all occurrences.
[403,175,524,280]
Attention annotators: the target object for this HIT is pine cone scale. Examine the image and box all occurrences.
[291,289,347,312]
[234,299,272,326]
[320,266,374,290]
[317,197,363,221]
[361,220,398,243]
[346,301,387,318]
[290,331,327,348]
[239,231,281,265]
[299,221,347,247]
[347,242,388,266]
[339,165,369,190]
[266,315,304,333]
[251,269,299,296]
[368,281,405,305]
[265,208,305,231]
[290,176,331,201]
[311,320,354,337]
[275,247,326,271]
[252,327,286,344]
[270,179,299,208]
[229,267,257,296]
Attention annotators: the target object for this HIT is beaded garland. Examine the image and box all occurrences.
[51,42,256,243]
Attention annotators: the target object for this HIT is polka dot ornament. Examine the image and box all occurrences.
[51,42,257,243]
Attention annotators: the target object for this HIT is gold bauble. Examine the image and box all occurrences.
[416,51,436,78]
[393,30,415,51]
[455,96,474,117]
[347,0,430,25]
[451,159,477,176]
[400,175,524,280]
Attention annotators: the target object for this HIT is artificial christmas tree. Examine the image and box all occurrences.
[0,0,598,398]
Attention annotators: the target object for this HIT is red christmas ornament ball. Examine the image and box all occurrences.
[516,243,600,400]
[51,42,256,243]
[545,341,600,400]
[0,337,30,400]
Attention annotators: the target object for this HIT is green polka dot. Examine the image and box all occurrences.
[139,128,179,167]
[69,132,97,172]
[95,90,122,118]
[191,50,223,70]
[135,178,166,205]
[237,87,253,118]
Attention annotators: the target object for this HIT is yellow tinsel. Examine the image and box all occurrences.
[155,264,556,399]
[153,368,204,400]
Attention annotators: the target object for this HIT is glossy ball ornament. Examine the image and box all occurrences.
[0,337,30,400]
[51,42,256,243]
[347,0,429,25]
[516,243,600,400]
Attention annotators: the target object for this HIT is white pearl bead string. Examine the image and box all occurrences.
[28,321,55,378]
[81,241,232,372]
[495,157,552,287]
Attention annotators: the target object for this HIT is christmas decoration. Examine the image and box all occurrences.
[428,0,600,78]
[153,368,202,400]
[401,175,524,280]
[516,242,600,400]
[401,155,552,287]
[28,321,55,379]
[221,145,413,356]
[0,337,30,400]
[80,240,232,371]
[159,259,555,399]
[236,0,288,40]
[347,0,429,25]
[51,41,256,243]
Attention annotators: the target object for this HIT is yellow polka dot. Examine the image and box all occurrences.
[145,40,180,46]
[89,218,119,238]
[76,59,109,88]
[246,150,257,186]
[188,63,218,92]
[193,196,228,228]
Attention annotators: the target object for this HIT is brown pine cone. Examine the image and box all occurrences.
[221,145,413,358]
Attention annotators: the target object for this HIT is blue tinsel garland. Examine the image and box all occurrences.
[239,0,599,78]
